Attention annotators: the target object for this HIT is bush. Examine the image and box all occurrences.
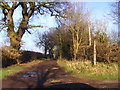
[20,51,44,63]
[109,43,118,62]
[77,43,118,63]
[1,46,21,67]
[96,42,110,63]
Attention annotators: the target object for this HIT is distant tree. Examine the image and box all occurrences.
[36,31,54,58]
[36,25,72,59]
[110,2,119,43]
[47,27,67,59]
[94,20,110,43]
[111,2,120,24]
[110,30,118,43]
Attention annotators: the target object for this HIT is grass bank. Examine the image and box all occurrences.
[57,59,118,80]
[0,60,42,79]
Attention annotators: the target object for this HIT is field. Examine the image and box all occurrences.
[57,59,119,80]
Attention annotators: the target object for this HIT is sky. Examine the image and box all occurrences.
[0,2,118,53]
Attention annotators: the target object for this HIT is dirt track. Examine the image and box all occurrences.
[2,60,119,89]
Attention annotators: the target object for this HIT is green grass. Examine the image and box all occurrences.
[0,60,42,79]
[57,59,119,80]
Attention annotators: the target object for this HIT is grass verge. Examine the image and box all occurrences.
[57,59,118,80]
[0,60,42,79]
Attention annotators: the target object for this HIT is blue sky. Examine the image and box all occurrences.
[0,2,118,53]
[85,2,118,34]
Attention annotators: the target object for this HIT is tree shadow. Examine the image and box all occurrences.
[35,66,53,88]
[35,65,97,89]
[4,63,60,88]
[46,83,97,89]
[3,61,97,89]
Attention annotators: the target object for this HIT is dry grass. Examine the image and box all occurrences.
[57,59,118,80]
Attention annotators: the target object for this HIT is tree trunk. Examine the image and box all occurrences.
[9,37,21,50]
[49,48,53,58]
[59,35,62,59]
[73,51,77,60]
[7,10,29,64]
[44,46,47,58]
[7,9,20,50]
[9,18,28,50]
[7,8,29,50]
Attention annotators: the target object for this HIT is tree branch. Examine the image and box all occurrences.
[12,2,20,9]
[28,2,35,18]
[20,2,28,17]
[2,2,11,10]
[27,25,43,28]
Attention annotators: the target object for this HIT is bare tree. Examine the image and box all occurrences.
[65,3,89,60]
[93,20,110,43]
[110,2,119,43]
[111,2,120,24]
[0,2,68,50]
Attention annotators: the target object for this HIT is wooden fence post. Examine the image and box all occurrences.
[93,40,96,65]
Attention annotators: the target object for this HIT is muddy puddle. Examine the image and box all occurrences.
[18,71,40,78]
[21,74,39,78]
[18,67,59,78]
[18,71,36,74]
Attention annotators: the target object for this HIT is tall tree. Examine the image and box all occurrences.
[65,3,89,60]
[0,2,68,50]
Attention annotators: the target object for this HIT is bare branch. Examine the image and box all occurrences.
[12,2,20,9]
[27,25,43,28]
[28,2,35,18]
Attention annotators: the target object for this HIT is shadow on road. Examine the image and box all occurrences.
[46,83,97,89]
[2,61,97,89]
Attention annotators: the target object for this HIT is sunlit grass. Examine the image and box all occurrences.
[57,59,118,80]
[0,60,42,79]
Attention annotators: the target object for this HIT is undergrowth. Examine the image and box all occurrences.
[57,59,118,80]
